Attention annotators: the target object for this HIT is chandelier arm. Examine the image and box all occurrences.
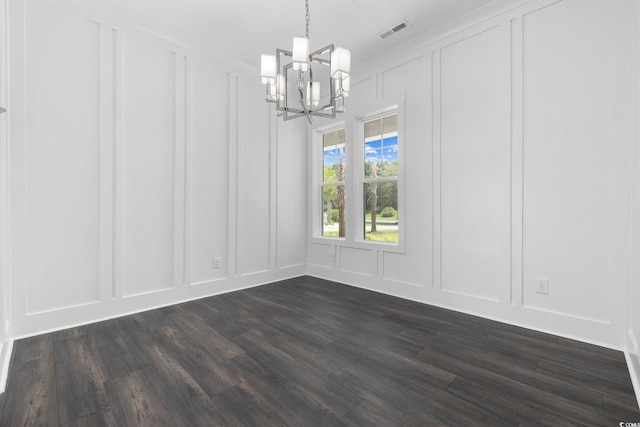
[310,58,330,65]
[296,98,313,124]
[297,86,313,122]
[296,60,313,125]
[304,109,313,124]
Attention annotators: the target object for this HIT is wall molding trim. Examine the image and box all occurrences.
[0,0,9,387]
[0,339,13,393]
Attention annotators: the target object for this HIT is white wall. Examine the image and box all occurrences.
[627,0,640,398]
[0,0,12,392]
[307,0,635,349]
[3,0,306,338]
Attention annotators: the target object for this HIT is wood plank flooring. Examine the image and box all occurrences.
[0,276,638,426]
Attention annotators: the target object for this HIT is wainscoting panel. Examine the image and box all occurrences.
[121,33,176,297]
[340,247,376,277]
[438,25,505,302]
[380,55,431,287]
[521,0,612,323]
[24,0,102,313]
[276,119,305,269]
[188,60,230,285]
[306,242,333,269]
[236,78,271,276]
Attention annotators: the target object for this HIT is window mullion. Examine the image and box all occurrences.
[362,176,397,185]
[321,181,345,188]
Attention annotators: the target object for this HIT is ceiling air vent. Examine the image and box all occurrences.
[378,20,410,40]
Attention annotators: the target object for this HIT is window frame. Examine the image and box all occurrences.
[309,93,405,254]
[311,122,347,241]
[320,127,347,239]
[353,101,405,253]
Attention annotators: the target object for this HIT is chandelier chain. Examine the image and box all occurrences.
[305,0,310,38]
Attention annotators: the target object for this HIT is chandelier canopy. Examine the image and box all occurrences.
[260,0,351,123]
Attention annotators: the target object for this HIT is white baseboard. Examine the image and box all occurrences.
[627,330,640,410]
[306,266,625,350]
[0,339,13,392]
[12,266,306,340]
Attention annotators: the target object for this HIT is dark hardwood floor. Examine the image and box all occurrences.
[0,276,638,426]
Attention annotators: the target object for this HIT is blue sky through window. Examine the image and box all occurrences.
[323,145,346,167]
[365,135,398,164]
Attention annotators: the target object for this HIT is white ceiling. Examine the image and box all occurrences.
[102,0,502,68]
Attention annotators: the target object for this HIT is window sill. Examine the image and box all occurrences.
[308,235,406,254]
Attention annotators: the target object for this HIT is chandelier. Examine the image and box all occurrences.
[260,0,351,123]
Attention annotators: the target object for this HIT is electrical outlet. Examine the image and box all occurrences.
[535,278,549,294]
[212,257,222,269]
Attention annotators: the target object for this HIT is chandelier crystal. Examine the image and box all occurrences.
[260,0,351,123]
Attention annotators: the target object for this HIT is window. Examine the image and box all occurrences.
[362,114,398,243]
[312,95,404,252]
[321,128,346,238]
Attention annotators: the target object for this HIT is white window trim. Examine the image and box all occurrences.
[351,95,405,253]
[310,122,346,242]
[309,92,406,255]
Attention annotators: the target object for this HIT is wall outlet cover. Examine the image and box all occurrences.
[535,278,549,294]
